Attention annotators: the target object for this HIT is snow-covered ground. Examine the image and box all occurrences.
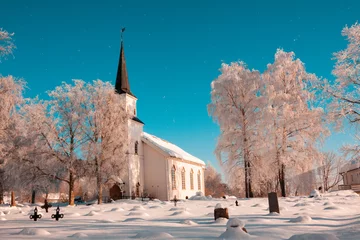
[0,190,359,239]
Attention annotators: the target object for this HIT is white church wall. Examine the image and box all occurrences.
[168,158,205,200]
[143,142,168,200]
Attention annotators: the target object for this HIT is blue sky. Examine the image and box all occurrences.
[0,0,359,171]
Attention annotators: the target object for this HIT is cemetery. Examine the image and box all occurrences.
[0,190,359,239]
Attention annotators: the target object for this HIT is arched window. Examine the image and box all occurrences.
[197,170,201,190]
[171,165,176,190]
[190,169,194,190]
[135,141,138,155]
[181,168,186,190]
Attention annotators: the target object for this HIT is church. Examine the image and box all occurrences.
[106,35,206,201]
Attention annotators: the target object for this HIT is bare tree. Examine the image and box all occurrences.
[318,152,345,191]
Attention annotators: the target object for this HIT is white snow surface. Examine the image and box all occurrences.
[142,132,205,165]
[0,190,359,239]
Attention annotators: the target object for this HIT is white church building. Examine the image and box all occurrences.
[106,36,205,201]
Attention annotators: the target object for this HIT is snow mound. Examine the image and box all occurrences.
[130,205,146,211]
[323,202,333,206]
[69,232,88,238]
[294,202,313,207]
[214,217,228,224]
[169,207,185,211]
[3,210,11,215]
[267,212,280,216]
[110,207,125,212]
[123,218,146,222]
[0,217,6,221]
[127,212,150,217]
[205,212,214,217]
[189,191,208,200]
[133,231,174,239]
[181,219,197,225]
[289,215,312,223]
[0,211,4,216]
[226,218,245,229]
[288,233,339,240]
[18,228,51,236]
[219,218,251,240]
[149,205,162,209]
[309,189,321,198]
[68,213,81,217]
[97,219,116,223]
[170,210,191,216]
[85,211,100,216]
[215,203,224,209]
[324,206,342,210]
[251,203,265,208]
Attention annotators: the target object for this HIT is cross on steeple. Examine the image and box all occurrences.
[115,28,135,97]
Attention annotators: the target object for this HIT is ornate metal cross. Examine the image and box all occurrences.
[171,195,179,207]
[51,206,64,221]
[29,207,42,221]
[41,199,52,213]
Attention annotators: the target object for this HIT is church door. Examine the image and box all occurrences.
[136,182,140,197]
[109,184,122,200]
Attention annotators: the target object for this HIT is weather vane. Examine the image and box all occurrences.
[121,27,126,42]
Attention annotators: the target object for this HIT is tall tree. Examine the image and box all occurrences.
[0,28,15,60]
[204,163,224,197]
[209,62,264,198]
[263,49,327,197]
[318,152,345,191]
[0,76,24,204]
[82,80,128,204]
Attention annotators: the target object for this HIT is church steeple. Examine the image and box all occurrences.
[115,28,135,97]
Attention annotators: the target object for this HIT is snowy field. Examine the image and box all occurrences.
[0,190,359,240]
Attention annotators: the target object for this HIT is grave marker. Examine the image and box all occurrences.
[51,206,64,221]
[29,207,42,221]
[268,192,280,214]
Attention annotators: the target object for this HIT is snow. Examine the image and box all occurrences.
[142,132,205,165]
[309,189,321,198]
[0,190,359,239]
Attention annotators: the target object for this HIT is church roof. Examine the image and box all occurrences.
[115,38,136,97]
[142,132,205,166]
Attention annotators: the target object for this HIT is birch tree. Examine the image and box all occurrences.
[82,80,128,204]
[209,62,264,198]
[317,152,345,191]
[263,49,327,197]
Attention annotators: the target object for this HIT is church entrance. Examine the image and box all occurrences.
[109,184,122,200]
[136,182,140,197]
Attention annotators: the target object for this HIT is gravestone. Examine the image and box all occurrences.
[171,196,179,207]
[214,204,229,220]
[268,192,280,214]
[29,207,42,221]
[235,200,239,206]
[51,206,64,221]
[41,199,52,213]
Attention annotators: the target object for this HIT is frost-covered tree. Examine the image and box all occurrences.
[204,163,224,197]
[0,28,15,60]
[82,80,128,204]
[317,152,345,191]
[0,76,24,204]
[263,49,327,197]
[325,22,360,159]
[20,81,90,205]
[209,62,264,198]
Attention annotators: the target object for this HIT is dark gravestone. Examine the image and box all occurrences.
[235,200,239,206]
[268,192,280,214]
[41,199,52,213]
[214,208,229,220]
[171,196,179,207]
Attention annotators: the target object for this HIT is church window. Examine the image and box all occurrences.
[135,141,138,155]
[197,170,201,190]
[190,169,194,190]
[171,165,176,190]
[181,168,186,190]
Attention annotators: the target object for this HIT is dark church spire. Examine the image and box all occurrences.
[115,28,135,97]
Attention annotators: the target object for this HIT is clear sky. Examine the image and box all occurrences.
[0,0,359,171]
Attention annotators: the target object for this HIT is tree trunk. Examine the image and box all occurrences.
[97,173,103,204]
[279,164,286,197]
[0,169,4,204]
[11,191,15,207]
[69,172,75,206]
[244,160,249,198]
[31,190,36,204]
